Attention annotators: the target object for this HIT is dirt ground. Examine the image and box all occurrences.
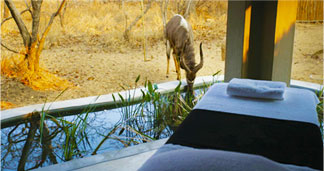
[1,22,323,109]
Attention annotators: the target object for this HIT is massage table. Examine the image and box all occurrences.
[140,81,323,171]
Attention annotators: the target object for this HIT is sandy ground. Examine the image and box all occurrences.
[1,23,323,109]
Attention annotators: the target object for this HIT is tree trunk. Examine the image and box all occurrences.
[31,0,43,44]
[40,122,58,164]
[4,0,31,47]
[27,0,43,72]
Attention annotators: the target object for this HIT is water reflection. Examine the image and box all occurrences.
[1,109,125,170]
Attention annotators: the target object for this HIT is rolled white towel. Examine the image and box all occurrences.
[227,78,286,100]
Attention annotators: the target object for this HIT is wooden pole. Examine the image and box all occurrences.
[141,0,147,61]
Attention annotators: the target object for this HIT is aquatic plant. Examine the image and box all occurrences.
[31,91,98,167]
[107,74,218,148]
[315,87,323,137]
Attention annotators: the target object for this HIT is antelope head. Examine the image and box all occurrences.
[180,42,204,94]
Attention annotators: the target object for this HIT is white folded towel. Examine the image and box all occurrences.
[227,78,286,100]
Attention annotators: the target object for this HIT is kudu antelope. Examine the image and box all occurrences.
[165,14,204,94]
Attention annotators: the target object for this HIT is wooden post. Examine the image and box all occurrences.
[224,1,248,82]
[224,0,297,85]
[272,1,298,85]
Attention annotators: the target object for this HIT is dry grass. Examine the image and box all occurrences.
[1,1,227,54]
[0,1,227,92]
[1,101,15,110]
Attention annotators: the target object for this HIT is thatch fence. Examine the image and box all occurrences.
[297,0,323,21]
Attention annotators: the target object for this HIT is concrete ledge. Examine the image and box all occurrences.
[34,138,168,171]
[290,79,323,92]
[2,75,322,128]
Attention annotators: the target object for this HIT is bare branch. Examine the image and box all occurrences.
[1,8,31,26]
[59,1,68,29]
[52,0,67,17]
[1,124,20,162]
[1,42,19,54]
[24,0,31,9]
[37,0,66,57]
[4,0,31,47]
[123,0,152,40]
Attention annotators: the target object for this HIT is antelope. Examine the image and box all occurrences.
[165,14,204,94]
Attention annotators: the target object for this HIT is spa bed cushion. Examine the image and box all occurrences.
[140,83,323,170]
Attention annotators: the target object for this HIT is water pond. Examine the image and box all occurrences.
[1,88,203,170]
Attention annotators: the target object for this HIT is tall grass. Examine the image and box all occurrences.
[38,91,99,161]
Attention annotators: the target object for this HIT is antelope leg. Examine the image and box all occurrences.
[166,40,171,77]
[166,59,170,77]
[177,60,181,80]
[173,54,181,80]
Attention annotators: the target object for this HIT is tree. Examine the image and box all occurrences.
[1,0,72,90]
[123,0,152,41]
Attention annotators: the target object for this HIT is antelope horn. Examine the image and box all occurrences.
[180,43,191,73]
[193,42,204,73]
